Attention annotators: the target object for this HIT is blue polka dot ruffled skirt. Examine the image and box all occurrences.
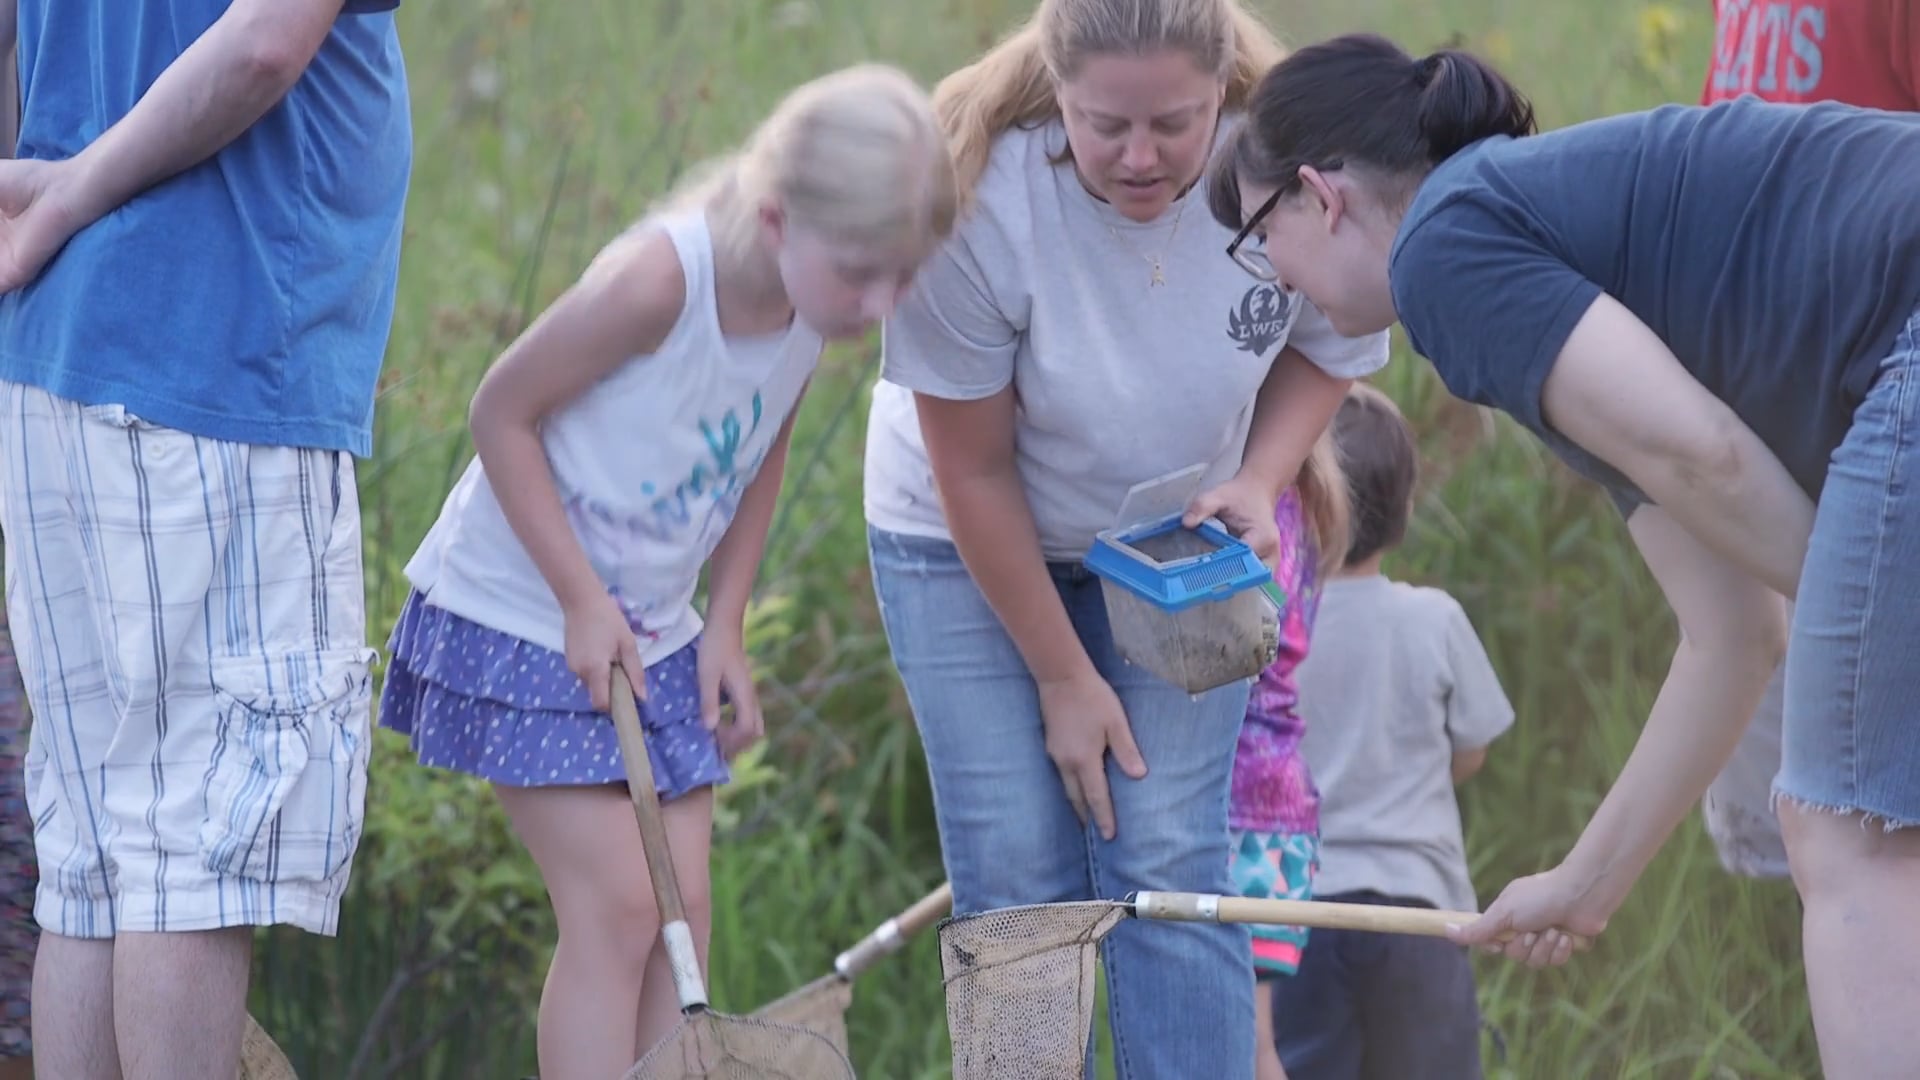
[377,589,729,801]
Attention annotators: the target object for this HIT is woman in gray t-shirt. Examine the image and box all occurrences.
[863,2,1388,1076]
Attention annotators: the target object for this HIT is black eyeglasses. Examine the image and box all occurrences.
[1223,159,1343,283]
[1225,187,1281,282]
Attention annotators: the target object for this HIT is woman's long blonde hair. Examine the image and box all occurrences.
[659,63,958,271]
[934,0,1287,206]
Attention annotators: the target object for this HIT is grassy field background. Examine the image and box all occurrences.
[245,0,1818,1076]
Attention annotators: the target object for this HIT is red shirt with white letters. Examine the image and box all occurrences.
[1702,0,1918,109]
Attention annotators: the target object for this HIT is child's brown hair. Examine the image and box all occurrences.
[1331,382,1419,566]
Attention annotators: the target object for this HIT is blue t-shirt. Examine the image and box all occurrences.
[1389,97,1920,511]
[0,2,412,456]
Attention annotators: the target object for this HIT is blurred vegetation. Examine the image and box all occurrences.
[246,1,1816,1076]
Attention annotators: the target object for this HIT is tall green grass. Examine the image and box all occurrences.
[250,0,1817,1076]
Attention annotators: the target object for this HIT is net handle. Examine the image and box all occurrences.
[610,662,709,1009]
[1132,892,1593,951]
[833,881,955,978]
[898,881,957,936]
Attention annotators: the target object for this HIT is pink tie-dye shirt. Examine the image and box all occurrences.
[1228,489,1323,835]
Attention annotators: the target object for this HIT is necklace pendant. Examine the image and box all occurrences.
[1150,261,1164,288]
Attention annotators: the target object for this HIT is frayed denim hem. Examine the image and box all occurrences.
[1772,788,1920,833]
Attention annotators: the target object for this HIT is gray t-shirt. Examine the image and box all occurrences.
[864,115,1391,560]
[1293,575,1515,913]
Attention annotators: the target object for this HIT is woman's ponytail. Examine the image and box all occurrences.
[1415,49,1537,165]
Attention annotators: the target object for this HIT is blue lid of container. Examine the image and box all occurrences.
[1083,513,1273,613]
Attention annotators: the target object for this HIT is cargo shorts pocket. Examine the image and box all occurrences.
[198,646,376,884]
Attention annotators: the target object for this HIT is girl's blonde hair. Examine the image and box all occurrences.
[1297,428,1350,583]
[664,63,958,268]
[934,0,1287,205]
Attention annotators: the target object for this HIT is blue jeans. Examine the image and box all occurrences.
[1779,305,1920,827]
[868,526,1255,1080]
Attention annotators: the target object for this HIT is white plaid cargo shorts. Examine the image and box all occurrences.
[0,381,376,938]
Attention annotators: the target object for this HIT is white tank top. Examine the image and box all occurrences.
[405,209,822,665]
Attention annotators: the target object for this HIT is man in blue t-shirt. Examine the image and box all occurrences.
[0,3,410,1076]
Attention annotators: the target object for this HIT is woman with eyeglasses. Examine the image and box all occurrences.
[861,1,1388,1075]
[1209,31,1920,1078]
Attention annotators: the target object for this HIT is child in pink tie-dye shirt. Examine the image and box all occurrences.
[1227,487,1324,1080]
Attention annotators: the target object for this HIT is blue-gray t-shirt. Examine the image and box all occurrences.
[1389,97,1920,511]
[0,1,413,456]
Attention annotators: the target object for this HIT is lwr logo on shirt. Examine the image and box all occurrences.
[1228,284,1298,357]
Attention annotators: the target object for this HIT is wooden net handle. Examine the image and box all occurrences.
[1134,892,1594,951]
[608,663,709,1009]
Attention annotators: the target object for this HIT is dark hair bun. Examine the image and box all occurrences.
[1415,49,1537,163]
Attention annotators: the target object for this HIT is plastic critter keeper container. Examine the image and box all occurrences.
[1085,513,1282,694]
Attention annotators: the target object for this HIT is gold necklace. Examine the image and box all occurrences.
[1106,197,1188,288]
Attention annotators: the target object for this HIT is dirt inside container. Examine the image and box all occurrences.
[1113,530,1279,692]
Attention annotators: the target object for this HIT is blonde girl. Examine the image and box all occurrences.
[380,64,957,1080]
